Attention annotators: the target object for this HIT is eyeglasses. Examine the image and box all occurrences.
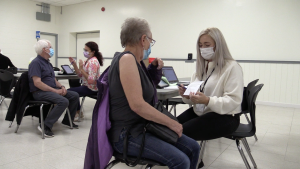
[147,37,156,47]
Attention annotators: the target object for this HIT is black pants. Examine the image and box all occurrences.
[177,107,240,141]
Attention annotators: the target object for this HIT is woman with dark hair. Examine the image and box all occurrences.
[68,41,103,121]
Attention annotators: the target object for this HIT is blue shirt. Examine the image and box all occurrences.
[28,55,56,92]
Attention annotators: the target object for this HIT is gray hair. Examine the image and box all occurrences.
[120,17,151,47]
[34,39,51,55]
[196,27,234,80]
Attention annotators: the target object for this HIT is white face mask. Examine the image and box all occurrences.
[200,47,214,60]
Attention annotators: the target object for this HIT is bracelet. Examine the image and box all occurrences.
[60,85,65,89]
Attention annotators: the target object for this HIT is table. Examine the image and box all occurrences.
[14,73,79,80]
[156,77,190,109]
[157,89,179,100]
[17,68,28,73]
[157,89,179,110]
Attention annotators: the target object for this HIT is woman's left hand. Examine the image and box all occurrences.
[79,59,84,69]
[189,92,210,105]
[151,57,164,70]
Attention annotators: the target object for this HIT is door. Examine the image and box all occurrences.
[76,32,100,63]
[40,33,57,67]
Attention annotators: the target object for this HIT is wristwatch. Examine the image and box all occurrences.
[60,85,65,89]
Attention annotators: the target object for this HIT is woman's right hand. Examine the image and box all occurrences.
[69,57,76,65]
[168,120,183,138]
[178,84,190,99]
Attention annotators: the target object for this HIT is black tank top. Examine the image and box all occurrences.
[108,51,155,142]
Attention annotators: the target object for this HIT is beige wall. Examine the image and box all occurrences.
[0,0,61,68]
[1,0,300,107]
[57,0,300,61]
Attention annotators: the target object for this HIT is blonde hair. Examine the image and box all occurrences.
[196,27,234,80]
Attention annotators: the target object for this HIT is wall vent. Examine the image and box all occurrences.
[36,3,51,22]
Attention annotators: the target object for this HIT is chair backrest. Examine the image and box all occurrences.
[247,79,259,92]
[68,79,81,88]
[248,84,264,134]
[241,79,259,112]
[6,67,18,74]
[0,70,15,96]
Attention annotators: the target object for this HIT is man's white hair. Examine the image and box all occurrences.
[34,39,51,55]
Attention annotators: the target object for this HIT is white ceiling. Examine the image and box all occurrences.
[31,0,95,7]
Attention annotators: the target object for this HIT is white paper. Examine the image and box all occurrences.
[183,81,204,95]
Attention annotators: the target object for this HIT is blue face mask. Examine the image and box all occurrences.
[143,38,151,60]
[48,48,54,58]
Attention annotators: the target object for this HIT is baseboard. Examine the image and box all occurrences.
[256,101,300,109]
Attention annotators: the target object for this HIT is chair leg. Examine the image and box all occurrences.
[245,113,251,124]
[145,164,153,169]
[198,140,207,168]
[243,138,251,152]
[15,105,30,133]
[0,96,4,105]
[236,139,251,169]
[242,138,257,168]
[168,105,174,113]
[3,99,8,109]
[66,108,73,129]
[78,96,86,122]
[45,104,54,119]
[254,134,258,141]
[40,104,45,139]
[105,159,121,169]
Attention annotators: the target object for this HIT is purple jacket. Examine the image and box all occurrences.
[84,57,162,169]
[84,66,113,169]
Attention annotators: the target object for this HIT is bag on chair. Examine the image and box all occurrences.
[123,101,179,167]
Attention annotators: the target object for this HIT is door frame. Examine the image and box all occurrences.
[40,32,58,66]
[76,31,100,59]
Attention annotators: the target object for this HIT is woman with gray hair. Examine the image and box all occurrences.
[177,27,244,148]
[108,17,200,169]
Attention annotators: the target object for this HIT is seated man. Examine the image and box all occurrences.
[0,48,16,70]
[28,39,79,138]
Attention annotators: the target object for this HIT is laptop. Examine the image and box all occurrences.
[162,66,189,86]
[60,65,76,75]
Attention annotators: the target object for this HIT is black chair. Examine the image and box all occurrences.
[6,67,18,74]
[0,70,15,108]
[14,101,73,139]
[198,84,264,169]
[105,152,165,169]
[68,79,81,88]
[242,79,259,141]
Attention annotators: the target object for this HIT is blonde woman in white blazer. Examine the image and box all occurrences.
[177,27,244,142]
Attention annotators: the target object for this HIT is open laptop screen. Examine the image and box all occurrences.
[162,66,179,83]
